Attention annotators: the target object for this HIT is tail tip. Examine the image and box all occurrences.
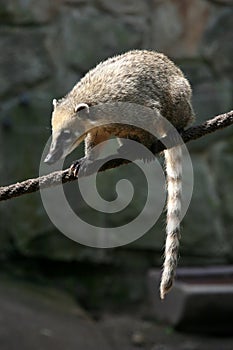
[160,279,173,300]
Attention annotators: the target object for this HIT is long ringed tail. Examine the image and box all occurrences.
[160,145,182,299]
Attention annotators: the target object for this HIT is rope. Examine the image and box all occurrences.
[0,110,232,202]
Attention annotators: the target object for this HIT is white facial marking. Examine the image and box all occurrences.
[53,99,57,108]
[74,103,90,113]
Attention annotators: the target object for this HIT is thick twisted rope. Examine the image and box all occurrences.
[0,110,232,202]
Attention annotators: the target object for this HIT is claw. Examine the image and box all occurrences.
[69,156,97,177]
[69,158,83,177]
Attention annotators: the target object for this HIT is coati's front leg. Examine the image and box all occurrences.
[69,130,120,177]
[69,128,158,177]
[70,156,92,177]
[70,153,114,177]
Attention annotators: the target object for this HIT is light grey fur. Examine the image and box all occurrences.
[46,50,195,298]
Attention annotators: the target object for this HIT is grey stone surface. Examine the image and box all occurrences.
[0,280,111,350]
[0,128,13,255]
[148,267,233,334]
[1,278,233,350]
[99,313,233,350]
[0,29,52,97]
[96,0,149,15]
[201,8,233,78]
[150,0,215,58]
[207,0,233,4]
[188,78,233,152]
[208,142,233,250]
[60,7,149,72]
[0,0,60,24]
[181,156,228,260]
[64,0,93,4]
[0,88,55,255]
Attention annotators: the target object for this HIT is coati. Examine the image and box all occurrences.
[44,50,195,299]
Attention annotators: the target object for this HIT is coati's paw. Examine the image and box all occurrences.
[69,157,102,177]
[70,157,93,177]
[69,158,84,177]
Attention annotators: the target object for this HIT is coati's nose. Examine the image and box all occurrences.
[44,153,55,164]
[44,130,76,164]
[44,148,63,164]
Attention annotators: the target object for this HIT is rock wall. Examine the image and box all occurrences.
[0,0,232,265]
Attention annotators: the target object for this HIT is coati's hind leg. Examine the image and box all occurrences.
[160,145,182,299]
[116,139,156,163]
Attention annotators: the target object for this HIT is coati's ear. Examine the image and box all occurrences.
[75,103,90,114]
[75,103,98,125]
[53,99,57,109]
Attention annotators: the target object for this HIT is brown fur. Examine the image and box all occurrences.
[47,50,195,298]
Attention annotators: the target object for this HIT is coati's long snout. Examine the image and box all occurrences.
[45,102,92,164]
[44,130,79,164]
[44,143,63,164]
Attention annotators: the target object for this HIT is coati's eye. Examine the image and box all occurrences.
[60,130,73,142]
[75,103,90,113]
[63,129,71,136]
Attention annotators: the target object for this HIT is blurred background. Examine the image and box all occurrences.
[0,1,233,349]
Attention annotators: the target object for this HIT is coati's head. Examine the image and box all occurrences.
[44,98,94,164]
